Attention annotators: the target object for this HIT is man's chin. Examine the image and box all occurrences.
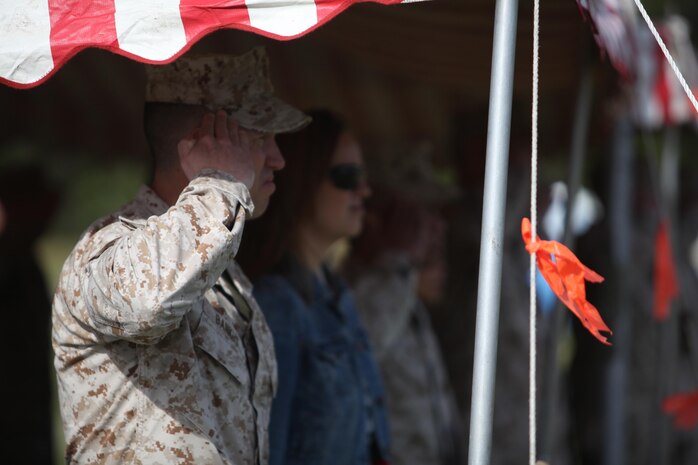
[249,196,270,219]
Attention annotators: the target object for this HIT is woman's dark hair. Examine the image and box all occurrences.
[237,109,347,280]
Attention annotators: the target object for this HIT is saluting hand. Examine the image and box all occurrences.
[178,111,256,188]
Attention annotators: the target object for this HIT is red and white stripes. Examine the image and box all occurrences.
[1,0,404,89]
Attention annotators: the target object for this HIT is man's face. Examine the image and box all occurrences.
[242,130,285,218]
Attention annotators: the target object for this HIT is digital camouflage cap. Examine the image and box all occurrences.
[145,47,310,134]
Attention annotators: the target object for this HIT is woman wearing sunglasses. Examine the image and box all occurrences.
[237,109,390,465]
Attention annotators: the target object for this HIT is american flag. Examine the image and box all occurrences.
[575,0,639,80]
[633,15,698,128]
[0,0,409,89]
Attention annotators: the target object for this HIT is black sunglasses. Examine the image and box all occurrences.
[327,164,367,191]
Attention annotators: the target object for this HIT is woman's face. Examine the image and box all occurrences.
[308,131,371,243]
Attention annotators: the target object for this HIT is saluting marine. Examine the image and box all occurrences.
[52,48,309,465]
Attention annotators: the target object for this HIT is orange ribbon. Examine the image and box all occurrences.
[663,390,698,430]
[522,217,612,345]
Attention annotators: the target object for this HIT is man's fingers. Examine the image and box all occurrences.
[177,111,256,185]
[238,126,251,151]
[199,112,215,137]
[214,110,229,141]
[177,138,197,180]
[228,117,240,145]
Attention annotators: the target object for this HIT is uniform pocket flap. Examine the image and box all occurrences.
[193,309,249,386]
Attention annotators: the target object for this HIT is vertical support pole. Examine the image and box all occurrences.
[467,0,518,463]
[604,113,634,465]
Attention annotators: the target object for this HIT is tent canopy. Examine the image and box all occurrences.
[0,0,407,89]
[0,0,592,163]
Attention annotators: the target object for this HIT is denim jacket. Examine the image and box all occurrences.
[253,258,390,465]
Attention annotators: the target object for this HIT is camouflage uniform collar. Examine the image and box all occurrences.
[136,184,170,216]
[227,261,254,296]
[116,186,170,230]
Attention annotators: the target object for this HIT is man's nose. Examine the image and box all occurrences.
[267,139,285,170]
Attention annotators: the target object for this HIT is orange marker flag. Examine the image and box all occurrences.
[522,217,612,345]
[662,390,698,430]
[653,220,680,321]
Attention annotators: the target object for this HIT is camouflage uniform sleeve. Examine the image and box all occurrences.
[78,169,252,344]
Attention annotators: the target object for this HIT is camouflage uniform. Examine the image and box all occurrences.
[351,254,463,465]
[52,171,278,465]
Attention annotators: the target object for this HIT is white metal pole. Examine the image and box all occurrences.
[467,0,518,463]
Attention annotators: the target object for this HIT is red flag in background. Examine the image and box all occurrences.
[663,390,698,430]
[653,220,680,321]
[522,217,612,345]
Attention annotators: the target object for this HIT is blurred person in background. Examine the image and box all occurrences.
[0,164,60,465]
[237,109,390,465]
[345,145,464,465]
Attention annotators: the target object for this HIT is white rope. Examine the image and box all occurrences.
[525,5,695,465]
[529,0,539,463]
[632,0,698,115]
